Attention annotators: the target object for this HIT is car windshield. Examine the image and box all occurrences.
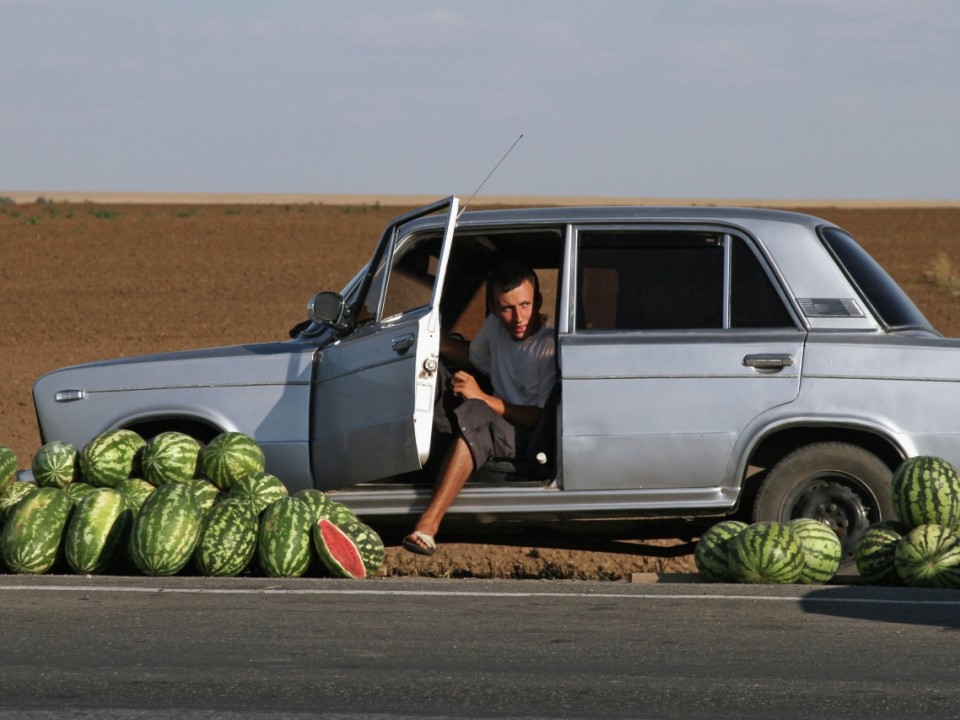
[819,226,935,334]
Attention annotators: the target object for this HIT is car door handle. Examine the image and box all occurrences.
[391,334,416,353]
[743,353,794,370]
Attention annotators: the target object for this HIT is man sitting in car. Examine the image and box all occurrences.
[403,260,556,556]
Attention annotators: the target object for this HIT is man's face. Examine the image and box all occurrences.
[493,279,539,342]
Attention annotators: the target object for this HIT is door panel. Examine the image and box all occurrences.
[310,197,459,489]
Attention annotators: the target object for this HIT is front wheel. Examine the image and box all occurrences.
[752,442,895,556]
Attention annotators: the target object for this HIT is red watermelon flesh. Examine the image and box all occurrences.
[316,518,367,579]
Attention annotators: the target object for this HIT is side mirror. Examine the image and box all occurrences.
[308,291,351,332]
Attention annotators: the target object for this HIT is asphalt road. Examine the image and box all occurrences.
[0,575,958,719]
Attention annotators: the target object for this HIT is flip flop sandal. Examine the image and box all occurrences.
[402,531,437,556]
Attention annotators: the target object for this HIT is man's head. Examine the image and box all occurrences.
[487,261,542,342]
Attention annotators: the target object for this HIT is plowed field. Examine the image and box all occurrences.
[3,200,960,579]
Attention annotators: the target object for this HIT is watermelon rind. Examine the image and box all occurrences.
[115,478,156,514]
[294,488,333,522]
[79,429,146,488]
[894,523,960,589]
[854,520,908,585]
[788,518,843,585]
[187,478,221,514]
[1,487,73,574]
[229,472,288,515]
[128,482,203,576]
[337,519,385,576]
[193,498,259,577]
[318,500,357,526]
[141,431,201,486]
[64,481,96,505]
[695,520,747,582]
[32,441,78,489]
[313,518,367,580]
[728,522,805,585]
[0,445,18,492]
[201,432,265,491]
[0,481,40,528]
[891,456,960,530]
[65,488,132,574]
[257,496,313,578]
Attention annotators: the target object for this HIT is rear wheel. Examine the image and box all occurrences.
[752,442,895,556]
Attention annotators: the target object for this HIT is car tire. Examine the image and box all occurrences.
[752,442,895,556]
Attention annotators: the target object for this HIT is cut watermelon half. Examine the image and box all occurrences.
[315,518,367,579]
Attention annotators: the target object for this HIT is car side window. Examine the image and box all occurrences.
[355,232,442,325]
[576,229,794,331]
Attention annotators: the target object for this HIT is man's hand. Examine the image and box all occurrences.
[452,370,542,432]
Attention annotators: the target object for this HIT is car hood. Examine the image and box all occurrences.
[34,341,319,393]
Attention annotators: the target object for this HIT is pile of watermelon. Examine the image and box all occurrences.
[854,455,960,588]
[0,431,383,579]
[695,518,841,585]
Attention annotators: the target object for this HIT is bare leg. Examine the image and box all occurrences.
[408,436,475,546]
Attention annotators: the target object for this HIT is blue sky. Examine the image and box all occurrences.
[3,1,959,200]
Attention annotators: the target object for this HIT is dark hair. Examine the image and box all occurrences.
[486,260,542,312]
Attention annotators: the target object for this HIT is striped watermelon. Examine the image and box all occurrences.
[115,478,155,514]
[0,445,17,491]
[337,520,385,576]
[295,488,332,522]
[313,518,367,579]
[855,520,908,586]
[0,481,40,527]
[188,479,220,513]
[141,431,201,486]
[788,518,843,584]
[128,482,203,576]
[229,472,288,515]
[32,441,79,489]
[694,520,747,582]
[65,488,132,574]
[80,429,146,488]
[257,497,313,578]
[1,487,73,574]
[201,432,265,491]
[318,500,357,526]
[193,497,258,577]
[891,456,960,530]
[728,522,805,584]
[894,523,960,589]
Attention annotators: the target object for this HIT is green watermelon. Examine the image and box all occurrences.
[854,520,908,585]
[294,488,332,522]
[788,518,843,584]
[0,445,18,491]
[694,520,747,582]
[201,432,265,491]
[128,482,203,576]
[894,523,960,589]
[32,441,79,489]
[115,478,155,514]
[891,456,960,529]
[187,479,220,513]
[229,472,288,515]
[337,520,385,576]
[65,487,132,574]
[728,522,805,584]
[313,518,367,579]
[257,497,313,578]
[141,431,201,486]
[193,498,258,577]
[79,429,146,488]
[1,487,73,574]
[64,481,96,505]
[0,481,40,528]
[318,500,357,526]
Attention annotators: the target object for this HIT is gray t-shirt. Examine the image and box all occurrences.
[468,314,555,408]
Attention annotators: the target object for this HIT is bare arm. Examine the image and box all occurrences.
[440,334,473,370]
[451,370,542,432]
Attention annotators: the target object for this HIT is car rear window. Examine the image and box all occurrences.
[818,226,933,332]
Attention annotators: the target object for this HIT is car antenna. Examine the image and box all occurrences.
[458,133,523,217]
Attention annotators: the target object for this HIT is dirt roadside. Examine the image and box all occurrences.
[2,200,959,579]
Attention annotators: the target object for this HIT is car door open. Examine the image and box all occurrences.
[310,197,459,489]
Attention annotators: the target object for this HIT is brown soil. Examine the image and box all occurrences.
[3,200,960,580]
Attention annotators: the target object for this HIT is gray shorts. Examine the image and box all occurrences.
[453,399,525,470]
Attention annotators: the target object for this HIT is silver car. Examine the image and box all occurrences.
[31,197,958,552]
